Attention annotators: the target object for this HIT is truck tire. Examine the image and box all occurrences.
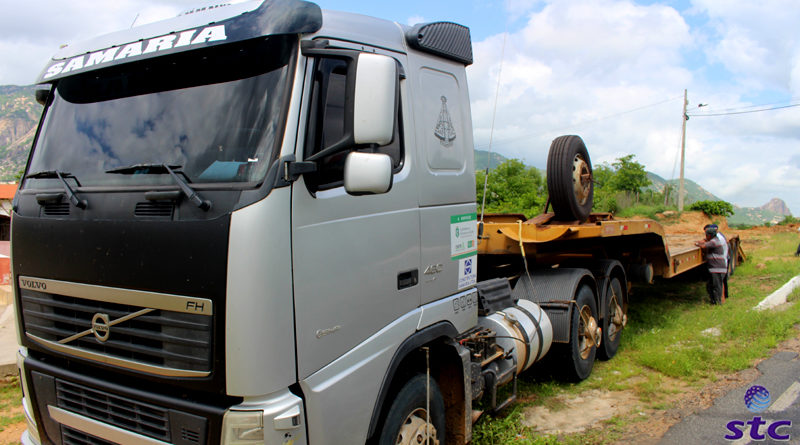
[553,284,598,381]
[598,277,625,361]
[547,135,593,222]
[377,374,446,445]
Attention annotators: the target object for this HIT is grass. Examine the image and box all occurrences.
[0,376,23,444]
[472,229,800,444]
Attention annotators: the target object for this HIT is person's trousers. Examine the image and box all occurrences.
[707,272,725,304]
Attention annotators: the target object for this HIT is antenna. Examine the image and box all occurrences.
[479,31,507,236]
[130,13,140,28]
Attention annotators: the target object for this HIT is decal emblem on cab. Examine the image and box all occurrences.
[434,96,456,146]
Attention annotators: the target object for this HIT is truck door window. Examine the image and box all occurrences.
[305,57,402,192]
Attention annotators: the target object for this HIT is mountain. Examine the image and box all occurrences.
[474,149,509,171]
[728,198,792,226]
[0,85,41,180]
[759,198,791,216]
[644,171,721,205]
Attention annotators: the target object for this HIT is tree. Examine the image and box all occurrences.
[688,200,734,217]
[609,154,650,197]
[476,159,546,217]
[591,163,618,213]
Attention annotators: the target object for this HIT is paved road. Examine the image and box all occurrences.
[659,350,800,445]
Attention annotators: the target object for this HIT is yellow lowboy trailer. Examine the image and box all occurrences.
[478,212,744,280]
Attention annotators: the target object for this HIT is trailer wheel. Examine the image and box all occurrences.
[547,135,593,222]
[377,374,445,445]
[553,284,599,381]
[598,277,626,361]
[727,239,737,276]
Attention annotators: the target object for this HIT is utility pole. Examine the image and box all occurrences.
[678,89,688,212]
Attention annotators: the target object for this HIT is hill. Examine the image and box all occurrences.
[759,198,791,216]
[644,171,721,205]
[728,198,792,226]
[0,85,41,180]
[474,149,509,171]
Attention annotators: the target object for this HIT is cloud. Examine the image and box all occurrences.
[468,0,691,165]
[406,15,426,26]
[692,0,800,91]
[467,0,800,214]
[0,0,204,85]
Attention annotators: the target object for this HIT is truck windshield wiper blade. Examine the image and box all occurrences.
[106,164,212,211]
[26,170,88,209]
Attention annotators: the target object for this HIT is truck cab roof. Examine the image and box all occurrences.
[37,0,471,84]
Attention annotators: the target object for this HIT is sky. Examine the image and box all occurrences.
[1,0,799,214]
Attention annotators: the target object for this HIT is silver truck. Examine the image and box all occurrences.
[13,1,739,444]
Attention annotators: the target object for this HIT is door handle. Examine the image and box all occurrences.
[397,269,418,290]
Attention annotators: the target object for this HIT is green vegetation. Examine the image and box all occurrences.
[778,215,799,225]
[475,149,511,172]
[476,159,546,217]
[688,200,734,217]
[0,375,23,444]
[472,231,800,444]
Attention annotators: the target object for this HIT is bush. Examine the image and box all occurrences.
[688,200,734,217]
[779,215,799,225]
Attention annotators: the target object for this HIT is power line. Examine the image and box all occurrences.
[688,103,800,117]
[473,95,682,150]
[694,97,800,114]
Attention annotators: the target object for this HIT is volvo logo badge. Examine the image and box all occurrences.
[91,313,111,342]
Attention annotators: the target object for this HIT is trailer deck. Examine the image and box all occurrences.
[478,213,743,279]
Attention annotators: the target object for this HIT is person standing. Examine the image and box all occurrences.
[695,224,728,304]
[795,226,800,256]
[715,225,730,301]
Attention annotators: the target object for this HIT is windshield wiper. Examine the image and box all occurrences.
[106,164,212,211]
[26,170,88,209]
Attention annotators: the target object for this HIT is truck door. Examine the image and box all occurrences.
[291,52,420,379]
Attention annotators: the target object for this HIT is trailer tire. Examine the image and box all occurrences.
[727,239,737,276]
[554,284,598,381]
[377,374,446,445]
[547,135,593,222]
[598,277,625,361]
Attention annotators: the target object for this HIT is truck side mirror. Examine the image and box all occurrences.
[344,152,392,195]
[302,46,399,164]
[353,53,398,146]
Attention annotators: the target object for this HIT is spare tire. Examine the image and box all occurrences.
[547,135,593,222]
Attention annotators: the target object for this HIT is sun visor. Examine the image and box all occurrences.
[36,0,322,83]
[405,22,473,66]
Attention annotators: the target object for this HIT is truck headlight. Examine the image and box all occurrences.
[222,410,264,445]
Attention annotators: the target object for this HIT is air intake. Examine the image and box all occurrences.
[43,202,70,216]
[135,202,174,218]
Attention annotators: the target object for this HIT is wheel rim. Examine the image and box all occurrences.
[578,304,599,360]
[396,408,439,445]
[571,154,592,206]
[607,291,624,342]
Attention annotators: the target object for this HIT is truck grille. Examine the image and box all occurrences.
[57,379,170,441]
[62,426,115,445]
[21,289,212,375]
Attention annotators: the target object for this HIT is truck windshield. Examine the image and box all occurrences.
[26,35,296,190]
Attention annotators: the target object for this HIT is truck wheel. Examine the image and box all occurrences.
[598,277,626,361]
[377,374,445,445]
[547,135,593,222]
[554,285,599,381]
